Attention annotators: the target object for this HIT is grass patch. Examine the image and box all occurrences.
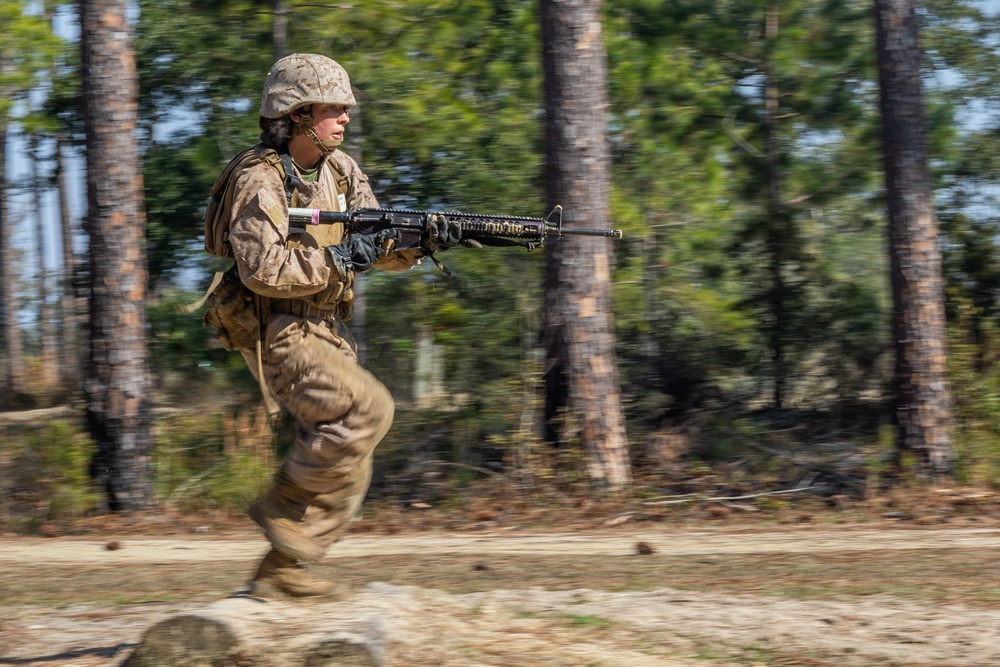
[564,613,612,628]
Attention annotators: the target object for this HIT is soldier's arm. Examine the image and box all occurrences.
[335,151,424,272]
[228,162,350,297]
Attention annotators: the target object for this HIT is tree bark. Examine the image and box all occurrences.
[0,123,26,407]
[30,133,58,389]
[129,597,385,666]
[762,3,790,411]
[539,0,630,489]
[81,0,155,509]
[345,101,369,365]
[874,0,953,475]
[47,1,81,393]
[272,0,289,63]
[55,131,81,391]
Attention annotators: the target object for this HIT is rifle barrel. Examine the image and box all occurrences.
[556,227,624,239]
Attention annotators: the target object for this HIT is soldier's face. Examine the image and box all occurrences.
[310,103,351,145]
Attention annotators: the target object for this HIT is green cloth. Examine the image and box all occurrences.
[295,162,319,183]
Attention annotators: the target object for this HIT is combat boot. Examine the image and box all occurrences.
[247,470,325,564]
[249,549,341,598]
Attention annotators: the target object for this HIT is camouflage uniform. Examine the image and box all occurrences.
[224,54,421,597]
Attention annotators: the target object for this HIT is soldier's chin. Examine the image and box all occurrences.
[321,136,343,150]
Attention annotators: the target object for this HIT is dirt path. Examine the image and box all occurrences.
[3,525,1000,666]
[4,525,1000,562]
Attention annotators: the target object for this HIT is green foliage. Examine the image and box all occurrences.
[136,0,269,122]
[1,421,99,528]
[63,0,1000,491]
[353,0,543,210]
[0,408,277,531]
[155,411,272,511]
[564,614,612,628]
[146,292,258,404]
[144,143,219,286]
[0,0,61,122]
[947,299,1000,488]
[606,0,892,425]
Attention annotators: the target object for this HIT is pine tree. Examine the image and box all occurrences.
[81,0,155,509]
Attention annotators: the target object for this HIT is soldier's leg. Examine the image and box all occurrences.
[242,316,393,594]
[269,318,393,496]
[302,452,375,552]
[249,549,339,598]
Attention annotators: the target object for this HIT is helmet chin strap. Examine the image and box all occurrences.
[293,111,343,154]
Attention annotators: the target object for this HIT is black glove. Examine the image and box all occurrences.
[327,228,397,277]
[422,214,463,254]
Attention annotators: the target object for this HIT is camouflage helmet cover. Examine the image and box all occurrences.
[259,53,357,118]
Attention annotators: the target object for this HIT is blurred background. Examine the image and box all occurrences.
[2,0,1000,530]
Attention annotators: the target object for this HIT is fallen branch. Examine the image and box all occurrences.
[0,406,74,425]
[166,460,227,505]
[641,485,826,506]
[0,405,182,426]
[422,460,512,483]
[717,427,865,486]
[640,492,701,502]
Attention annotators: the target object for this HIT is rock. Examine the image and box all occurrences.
[706,505,730,519]
[39,524,61,538]
[826,494,848,508]
[914,515,945,525]
[474,509,499,522]
[635,541,656,555]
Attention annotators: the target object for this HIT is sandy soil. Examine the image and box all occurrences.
[3,526,1000,666]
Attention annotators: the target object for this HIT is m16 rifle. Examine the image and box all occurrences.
[287,205,622,255]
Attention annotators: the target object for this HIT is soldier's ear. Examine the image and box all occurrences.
[289,104,314,124]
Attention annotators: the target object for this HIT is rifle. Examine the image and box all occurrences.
[287,205,622,254]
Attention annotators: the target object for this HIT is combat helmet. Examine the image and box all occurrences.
[260,53,356,118]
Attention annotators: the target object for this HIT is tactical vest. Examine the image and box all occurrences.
[190,145,298,353]
[196,145,307,420]
[204,145,295,259]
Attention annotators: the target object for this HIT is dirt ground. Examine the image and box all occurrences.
[4,522,1000,667]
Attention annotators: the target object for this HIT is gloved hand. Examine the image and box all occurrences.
[326,228,397,278]
[421,214,463,254]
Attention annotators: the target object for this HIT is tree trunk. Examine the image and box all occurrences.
[874,0,953,476]
[0,123,26,407]
[30,133,57,389]
[762,3,789,411]
[272,0,289,63]
[345,101,369,365]
[128,597,385,666]
[81,0,155,510]
[539,0,630,489]
[55,131,81,392]
[47,1,81,393]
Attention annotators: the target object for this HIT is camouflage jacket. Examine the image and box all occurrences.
[227,147,421,317]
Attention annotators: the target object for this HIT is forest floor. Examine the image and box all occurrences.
[3,486,1000,667]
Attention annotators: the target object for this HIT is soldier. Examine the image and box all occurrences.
[208,53,462,597]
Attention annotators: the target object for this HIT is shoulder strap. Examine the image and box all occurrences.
[278,152,300,206]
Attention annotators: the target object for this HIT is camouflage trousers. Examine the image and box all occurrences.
[241,312,394,556]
